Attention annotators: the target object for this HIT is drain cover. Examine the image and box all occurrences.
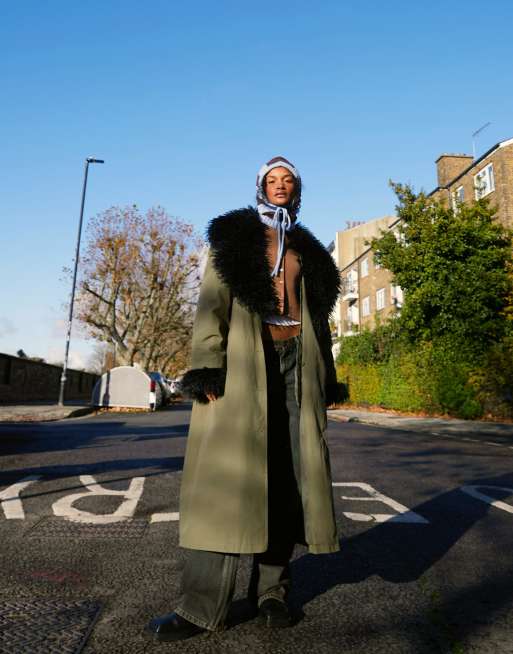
[28,517,148,538]
[0,598,101,654]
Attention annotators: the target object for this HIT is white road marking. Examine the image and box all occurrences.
[333,482,429,524]
[0,476,41,519]
[150,512,180,523]
[52,475,145,524]
[460,485,513,515]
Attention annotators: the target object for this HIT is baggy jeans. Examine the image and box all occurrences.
[175,335,303,631]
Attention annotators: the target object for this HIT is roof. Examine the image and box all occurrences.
[430,136,513,194]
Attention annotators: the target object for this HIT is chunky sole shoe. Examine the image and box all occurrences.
[258,598,293,628]
[146,611,207,642]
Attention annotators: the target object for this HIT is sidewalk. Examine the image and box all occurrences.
[328,407,513,440]
[0,401,94,423]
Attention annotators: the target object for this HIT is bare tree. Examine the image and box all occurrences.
[86,342,108,374]
[73,205,202,375]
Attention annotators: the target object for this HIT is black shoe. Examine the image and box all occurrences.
[146,611,207,642]
[258,598,293,628]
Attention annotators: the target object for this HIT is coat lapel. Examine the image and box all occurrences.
[207,207,340,324]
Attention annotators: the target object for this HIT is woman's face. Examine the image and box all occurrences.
[264,166,296,206]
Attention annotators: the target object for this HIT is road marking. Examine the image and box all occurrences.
[333,482,429,524]
[460,485,513,515]
[484,441,502,447]
[0,477,41,519]
[52,475,145,524]
[150,512,180,523]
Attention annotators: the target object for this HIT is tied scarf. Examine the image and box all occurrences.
[256,207,294,277]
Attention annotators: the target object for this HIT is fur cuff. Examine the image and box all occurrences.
[326,382,347,407]
[181,367,226,404]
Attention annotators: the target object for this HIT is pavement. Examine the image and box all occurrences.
[0,401,94,423]
[328,406,513,440]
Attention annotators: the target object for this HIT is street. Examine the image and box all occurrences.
[1,405,513,654]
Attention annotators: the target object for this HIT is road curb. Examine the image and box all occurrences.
[0,406,96,424]
[327,414,359,423]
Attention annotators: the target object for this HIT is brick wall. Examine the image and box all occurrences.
[339,250,400,335]
[435,154,473,187]
[0,353,98,404]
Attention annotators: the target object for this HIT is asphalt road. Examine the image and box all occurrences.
[1,404,512,654]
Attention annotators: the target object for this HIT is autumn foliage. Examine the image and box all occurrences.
[75,205,203,376]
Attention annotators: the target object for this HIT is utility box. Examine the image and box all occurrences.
[91,366,162,410]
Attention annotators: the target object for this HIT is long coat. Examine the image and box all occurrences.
[179,207,341,555]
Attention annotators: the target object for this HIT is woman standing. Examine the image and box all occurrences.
[147,156,341,642]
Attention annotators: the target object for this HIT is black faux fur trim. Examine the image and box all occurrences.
[207,207,340,324]
[181,367,226,404]
[326,382,348,407]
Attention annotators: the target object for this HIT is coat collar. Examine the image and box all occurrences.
[207,207,340,323]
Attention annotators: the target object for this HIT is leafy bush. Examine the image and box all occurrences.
[336,334,486,419]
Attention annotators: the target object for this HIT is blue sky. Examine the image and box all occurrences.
[1,1,512,369]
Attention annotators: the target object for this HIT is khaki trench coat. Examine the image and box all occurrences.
[179,236,340,554]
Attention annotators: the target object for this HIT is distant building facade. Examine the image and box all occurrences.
[333,137,513,336]
[330,216,398,337]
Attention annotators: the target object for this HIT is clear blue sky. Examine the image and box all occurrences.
[1,1,512,369]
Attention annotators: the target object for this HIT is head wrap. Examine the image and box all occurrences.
[255,156,302,276]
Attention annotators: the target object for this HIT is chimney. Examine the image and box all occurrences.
[435,153,473,187]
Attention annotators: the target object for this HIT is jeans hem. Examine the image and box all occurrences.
[174,606,220,632]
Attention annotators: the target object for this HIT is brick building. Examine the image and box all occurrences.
[332,217,403,336]
[333,136,513,336]
[431,137,513,228]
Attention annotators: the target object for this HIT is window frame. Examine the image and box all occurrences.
[474,163,495,200]
[376,287,385,311]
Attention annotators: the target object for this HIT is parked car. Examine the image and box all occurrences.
[149,372,173,405]
[165,377,183,399]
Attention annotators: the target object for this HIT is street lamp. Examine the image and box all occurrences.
[58,157,105,406]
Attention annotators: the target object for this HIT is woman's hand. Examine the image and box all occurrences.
[206,393,218,402]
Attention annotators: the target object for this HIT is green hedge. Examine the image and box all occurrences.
[336,330,513,420]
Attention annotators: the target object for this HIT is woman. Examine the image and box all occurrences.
[147,156,341,642]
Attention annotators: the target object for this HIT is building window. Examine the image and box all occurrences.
[361,257,369,277]
[474,163,495,199]
[362,296,370,317]
[376,288,385,311]
[391,285,404,308]
[451,185,465,211]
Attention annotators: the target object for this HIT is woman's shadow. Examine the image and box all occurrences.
[227,470,513,646]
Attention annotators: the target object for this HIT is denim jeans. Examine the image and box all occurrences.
[175,335,303,631]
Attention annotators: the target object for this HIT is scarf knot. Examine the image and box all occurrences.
[257,205,294,276]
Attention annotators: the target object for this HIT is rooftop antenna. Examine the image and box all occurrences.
[472,122,491,159]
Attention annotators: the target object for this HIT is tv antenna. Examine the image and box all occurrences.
[472,122,491,159]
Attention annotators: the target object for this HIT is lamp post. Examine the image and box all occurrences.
[58,157,104,406]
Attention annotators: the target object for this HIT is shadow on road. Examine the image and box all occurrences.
[290,470,513,652]
[0,420,190,458]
